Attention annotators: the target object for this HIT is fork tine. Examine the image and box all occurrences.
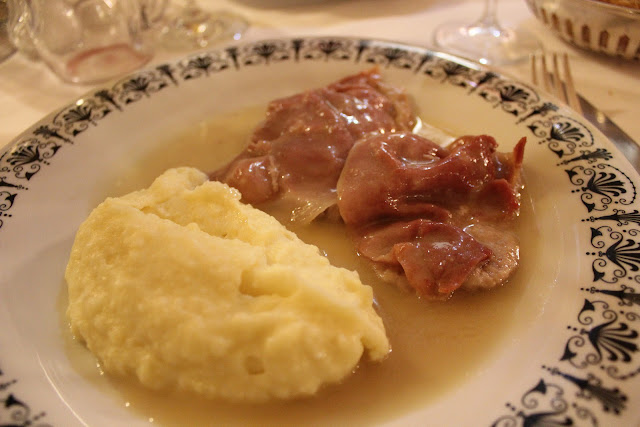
[540,53,553,94]
[530,52,583,115]
[551,53,565,101]
[561,53,583,116]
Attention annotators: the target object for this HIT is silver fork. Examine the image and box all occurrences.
[530,51,640,172]
[530,52,582,115]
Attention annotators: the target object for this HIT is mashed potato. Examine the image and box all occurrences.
[65,167,389,402]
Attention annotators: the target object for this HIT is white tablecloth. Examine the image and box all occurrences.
[1,0,639,149]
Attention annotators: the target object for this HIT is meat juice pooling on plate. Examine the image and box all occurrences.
[212,68,527,301]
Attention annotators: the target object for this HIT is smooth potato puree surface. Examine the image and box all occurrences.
[65,167,389,402]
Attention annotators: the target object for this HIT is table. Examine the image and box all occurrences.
[1,0,639,150]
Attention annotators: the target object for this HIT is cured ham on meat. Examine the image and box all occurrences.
[211,68,416,224]
[210,68,527,301]
[356,220,493,297]
[337,132,526,300]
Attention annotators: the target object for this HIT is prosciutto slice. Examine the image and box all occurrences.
[211,68,416,224]
[210,68,527,301]
[337,132,526,300]
[357,220,493,296]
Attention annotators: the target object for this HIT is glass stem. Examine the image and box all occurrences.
[474,0,502,30]
[183,0,199,14]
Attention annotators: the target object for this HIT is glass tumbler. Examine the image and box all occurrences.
[13,0,161,84]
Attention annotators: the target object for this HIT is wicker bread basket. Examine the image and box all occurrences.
[525,0,640,60]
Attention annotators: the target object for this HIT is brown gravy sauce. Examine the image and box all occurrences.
[65,106,545,426]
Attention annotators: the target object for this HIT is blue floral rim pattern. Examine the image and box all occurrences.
[1,37,639,426]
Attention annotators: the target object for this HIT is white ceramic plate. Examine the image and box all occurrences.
[1,37,639,426]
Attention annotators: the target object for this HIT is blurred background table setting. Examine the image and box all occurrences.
[1,0,638,157]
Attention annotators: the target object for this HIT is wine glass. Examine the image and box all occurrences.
[0,0,16,62]
[433,0,540,65]
[158,0,248,51]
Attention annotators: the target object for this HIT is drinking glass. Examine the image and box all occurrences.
[433,0,540,65]
[159,0,249,51]
[0,0,15,62]
[8,0,161,84]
